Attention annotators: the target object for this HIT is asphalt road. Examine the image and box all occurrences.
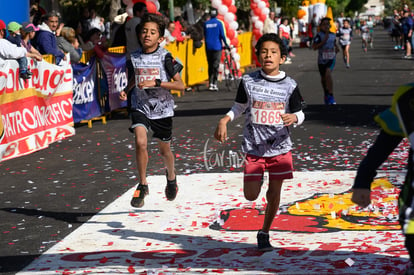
[0,27,412,274]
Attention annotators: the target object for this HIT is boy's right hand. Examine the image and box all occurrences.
[214,122,227,143]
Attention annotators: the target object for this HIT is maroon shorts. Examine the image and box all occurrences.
[243,152,293,182]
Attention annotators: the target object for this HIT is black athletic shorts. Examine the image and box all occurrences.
[318,59,336,76]
[129,111,173,142]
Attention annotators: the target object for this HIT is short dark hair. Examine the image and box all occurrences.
[136,13,166,38]
[133,2,147,15]
[255,33,287,57]
[320,17,331,25]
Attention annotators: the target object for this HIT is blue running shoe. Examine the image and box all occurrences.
[324,94,336,105]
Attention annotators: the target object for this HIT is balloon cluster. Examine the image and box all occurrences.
[250,0,270,41]
[211,0,241,71]
[123,0,160,17]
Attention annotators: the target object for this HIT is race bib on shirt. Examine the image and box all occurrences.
[251,100,285,125]
[135,67,161,88]
[322,49,335,60]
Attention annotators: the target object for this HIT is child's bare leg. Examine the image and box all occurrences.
[262,179,283,232]
[158,140,176,180]
[243,181,262,201]
[134,126,149,185]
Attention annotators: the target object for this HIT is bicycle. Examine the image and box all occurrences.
[223,48,240,91]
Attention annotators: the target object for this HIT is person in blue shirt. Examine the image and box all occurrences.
[34,10,66,65]
[203,8,229,91]
[401,10,413,59]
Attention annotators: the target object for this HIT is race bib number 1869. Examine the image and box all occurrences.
[251,100,285,125]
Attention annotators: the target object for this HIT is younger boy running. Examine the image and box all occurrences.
[337,19,352,68]
[214,33,305,251]
[313,17,339,105]
[119,13,185,208]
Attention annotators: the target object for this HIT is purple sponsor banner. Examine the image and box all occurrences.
[72,57,102,123]
[99,53,128,111]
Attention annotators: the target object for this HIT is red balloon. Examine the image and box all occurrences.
[224,20,229,29]
[253,28,261,38]
[231,37,239,47]
[228,5,237,13]
[217,14,224,21]
[250,3,257,9]
[146,1,157,13]
[259,12,267,22]
[254,7,261,16]
[227,28,235,40]
[222,0,232,7]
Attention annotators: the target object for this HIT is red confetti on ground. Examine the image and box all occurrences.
[128,265,135,273]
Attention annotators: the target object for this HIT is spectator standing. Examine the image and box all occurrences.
[263,13,277,34]
[203,9,230,91]
[312,17,339,105]
[125,2,147,80]
[109,9,128,47]
[336,12,345,29]
[0,19,41,79]
[164,21,176,44]
[172,16,187,42]
[35,10,66,65]
[310,13,318,47]
[57,26,82,64]
[30,0,46,26]
[391,14,402,50]
[79,7,91,40]
[88,8,105,33]
[401,10,413,58]
[279,18,294,61]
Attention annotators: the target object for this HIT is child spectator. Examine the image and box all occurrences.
[214,33,305,251]
[119,13,185,208]
[57,26,82,64]
[6,21,32,79]
[0,20,41,79]
[20,22,42,61]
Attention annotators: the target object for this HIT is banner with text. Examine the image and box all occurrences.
[99,53,128,111]
[72,57,103,123]
[0,58,74,162]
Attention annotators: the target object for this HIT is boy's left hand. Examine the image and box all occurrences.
[281,113,298,126]
[138,80,156,89]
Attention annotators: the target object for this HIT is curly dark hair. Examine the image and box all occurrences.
[255,33,288,58]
